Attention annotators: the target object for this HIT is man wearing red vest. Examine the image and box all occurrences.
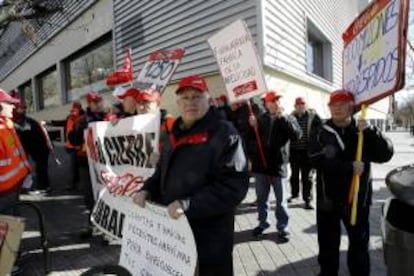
[0,89,31,214]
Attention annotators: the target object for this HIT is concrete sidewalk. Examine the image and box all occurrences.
[16,131,414,275]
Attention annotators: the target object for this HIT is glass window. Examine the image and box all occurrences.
[19,81,35,113]
[39,68,59,109]
[306,20,333,82]
[67,40,113,101]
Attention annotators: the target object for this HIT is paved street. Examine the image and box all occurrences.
[16,131,414,275]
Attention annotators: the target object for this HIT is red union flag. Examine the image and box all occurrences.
[106,48,133,86]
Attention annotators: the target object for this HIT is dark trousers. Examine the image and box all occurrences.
[67,149,80,188]
[35,154,50,190]
[289,153,313,202]
[78,157,94,212]
[317,202,370,276]
[197,258,233,276]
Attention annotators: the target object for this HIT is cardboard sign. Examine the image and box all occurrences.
[86,113,160,239]
[343,0,409,106]
[0,215,25,276]
[135,49,185,93]
[119,202,197,276]
[208,20,267,103]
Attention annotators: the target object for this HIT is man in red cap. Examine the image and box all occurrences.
[117,87,140,117]
[133,75,249,276]
[308,89,393,276]
[68,91,105,238]
[248,91,302,242]
[0,89,31,214]
[288,97,322,209]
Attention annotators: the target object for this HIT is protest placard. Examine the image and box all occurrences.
[86,113,160,239]
[208,20,267,103]
[135,48,185,93]
[0,215,25,276]
[119,202,197,276]
[343,0,409,106]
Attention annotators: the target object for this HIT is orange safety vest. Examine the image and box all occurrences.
[0,116,31,193]
[65,116,81,151]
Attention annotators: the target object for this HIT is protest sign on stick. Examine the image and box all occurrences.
[342,0,409,225]
[134,48,185,94]
[119,202,197,276]
[208,19,268,171]
[343,0,409,108]
[85,113,160,239]
[208,20,267,104]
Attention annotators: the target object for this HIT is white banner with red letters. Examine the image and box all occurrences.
[135,48,185,93]
[208,19,267,103]
[119,202,197,276]
[342,0,409,107]
[85,113,160,239]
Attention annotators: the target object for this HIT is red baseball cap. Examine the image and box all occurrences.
[295,97,306,105]
[0,88,20,104]
[86,92,103,103]
[262,91,282,103]
[176,75,208,94]
[137,89,160,103]
[328,89,354,105]
[117,88,140,100]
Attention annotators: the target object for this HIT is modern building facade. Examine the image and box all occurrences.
[0,0,389,125]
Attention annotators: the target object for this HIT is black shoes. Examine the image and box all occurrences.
[304,202,314,210]
[287,196,298,203]
[252,223,270,237]
[277,230,290,243]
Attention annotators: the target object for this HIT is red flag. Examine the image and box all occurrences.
[106,48,133,86]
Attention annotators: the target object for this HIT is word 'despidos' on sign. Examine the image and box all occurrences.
[134,48,185,94]
[208,20,267,103]
[342,0,409,107]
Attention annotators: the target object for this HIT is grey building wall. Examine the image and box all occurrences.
[0,0,100,83]
[113,0,258,81]
[261,0,359,91]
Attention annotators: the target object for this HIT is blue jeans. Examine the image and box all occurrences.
[254,173,289,231]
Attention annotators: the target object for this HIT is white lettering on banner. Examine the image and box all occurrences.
[208,20,267,103]
[86,113,160,240]
[342,0,408,106]
[120,203,197,276]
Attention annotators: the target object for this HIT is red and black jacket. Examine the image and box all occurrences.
[142,108,249,264]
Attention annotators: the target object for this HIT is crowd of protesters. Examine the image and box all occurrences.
[0,74,394,276]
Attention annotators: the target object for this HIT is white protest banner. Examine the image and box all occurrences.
[208,20,267,103]
[120,202,197,276]
[85,113,160,239]
[135,48,185,93]
[343,0,409,107]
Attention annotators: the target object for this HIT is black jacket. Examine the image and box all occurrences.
[68,108,105,147]
[14,116,50,162]
[248,113,302,177]
[142,108,249,264]
[309,119,393,207]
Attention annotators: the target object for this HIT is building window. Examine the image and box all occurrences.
[39,67,59,109]
[306,20,332,82]
[19,81,35,113]
[67,38,113,101]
